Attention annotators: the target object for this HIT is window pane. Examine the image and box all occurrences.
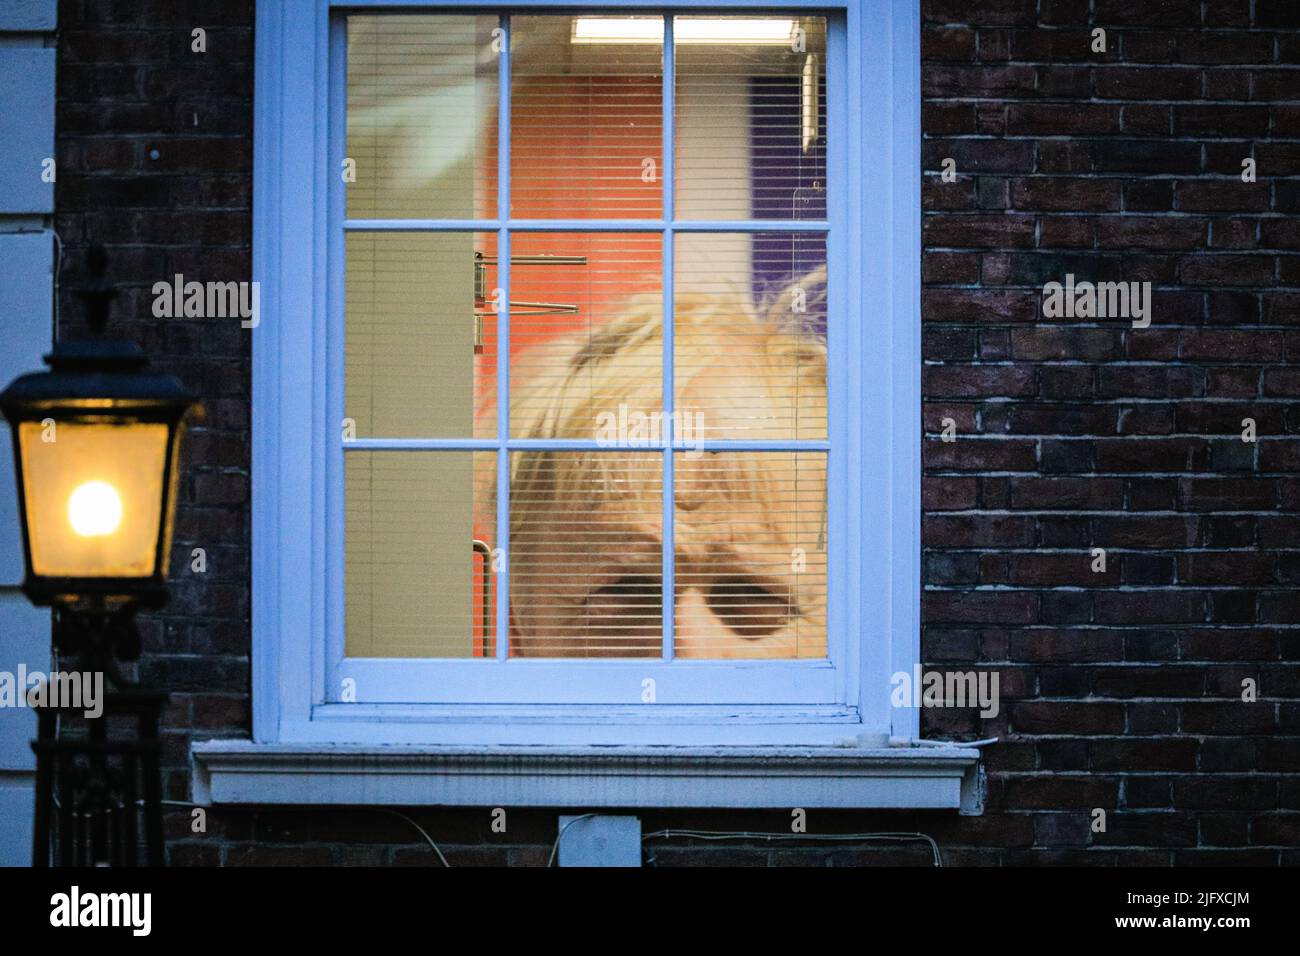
[674,16,827,220]
[345,452,496,658]
[508,232,662,439]
[674,451,827,659]
[675,232,827,440]
[346,14,499,220]
[511,16,663,218]
[345,231,497,439]
[508,451,662,657]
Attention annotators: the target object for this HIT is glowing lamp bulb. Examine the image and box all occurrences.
[68,480,123,537]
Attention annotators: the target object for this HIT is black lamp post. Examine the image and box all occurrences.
[0,247,202,866]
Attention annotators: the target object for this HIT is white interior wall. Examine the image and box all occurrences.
[675,72,753,296]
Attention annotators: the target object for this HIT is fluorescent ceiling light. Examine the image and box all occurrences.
[571,17,796,45]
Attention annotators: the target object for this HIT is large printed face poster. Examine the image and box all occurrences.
[345,15,830,661]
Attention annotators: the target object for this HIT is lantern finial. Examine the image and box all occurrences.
[74,244,118,336]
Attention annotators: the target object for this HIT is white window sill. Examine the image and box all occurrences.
[191,741,984,814]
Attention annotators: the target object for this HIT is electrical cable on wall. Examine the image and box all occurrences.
[642,829,945,867]
[150,803,453,867]
[548,812,597,867]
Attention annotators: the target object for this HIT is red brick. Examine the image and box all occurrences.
[1009,703,1126,737]
[1182,330,1285,362]
[925,438,1038,471]
[922,476,978,510]
[1002,553,1120,586]
[1180,254,1276,286]
[922,26,976,61]
[1178,477,1277,510]
[1095,0,1201,25]
[922,0,1037,26]
[1180,31,1274,64]
[923,214,1036,248]
[1007,103,1122,135]
[923,251,979,284]
[1009,477,1125,510]
[1010,178,1121,211]
[1011,328,1121,361]
[923,514,1036,546]
[1176,106,1271,136]
[1094,67,1201,100]
[923,590,1038,624]
[923,64,1037,97]
[1097,216,1207,250]
[1176,181,1270,213]
[923,364,1036,397]
[1095,591,1206,624]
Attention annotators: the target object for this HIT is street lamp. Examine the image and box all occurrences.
[0,247,202,865]
[1,337,196,602]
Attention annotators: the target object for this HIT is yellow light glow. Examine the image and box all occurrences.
[68,480,123,537]
[571,17,796,45]
[19,421,168,577]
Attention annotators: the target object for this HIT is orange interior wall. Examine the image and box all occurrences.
[487,75,666,353]
[472,76,670,655]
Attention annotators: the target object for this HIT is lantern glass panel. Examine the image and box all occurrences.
[18,420,169,578]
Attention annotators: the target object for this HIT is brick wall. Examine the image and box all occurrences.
[918,0,1300,865]
[54,0,1299,865]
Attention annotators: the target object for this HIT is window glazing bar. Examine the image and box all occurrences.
[343,438,832,452]
[494,12,512,662]
[661,13,676,661]
[343,219,830,233]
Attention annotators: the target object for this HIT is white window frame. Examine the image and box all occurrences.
[193,0,983,810]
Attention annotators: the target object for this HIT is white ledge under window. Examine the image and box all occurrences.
[191,741,984,814]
